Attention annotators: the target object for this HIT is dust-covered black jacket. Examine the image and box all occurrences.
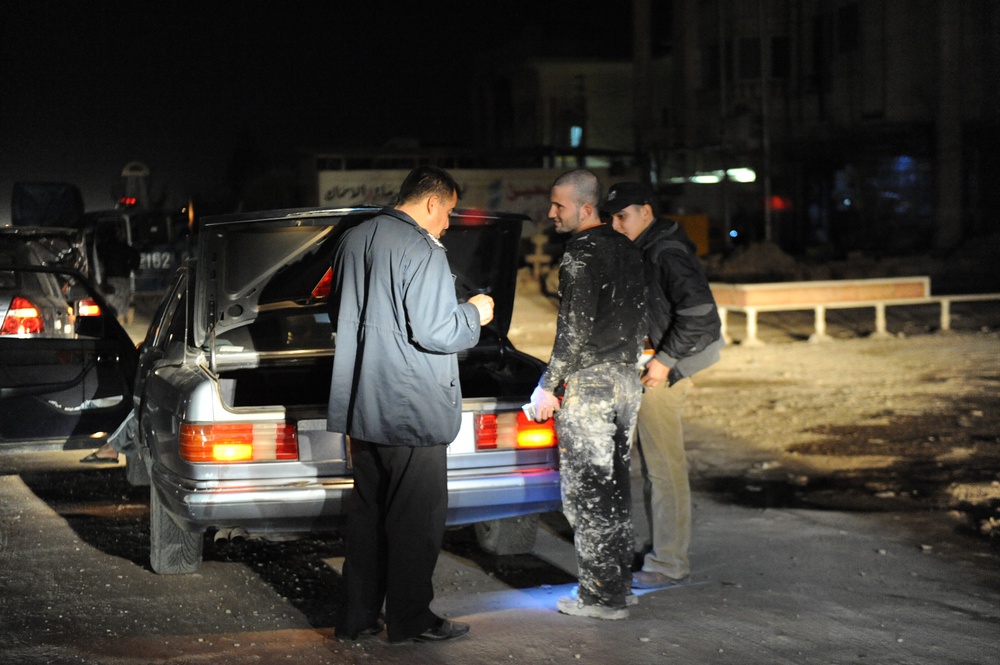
[635,218,724,384]
[539,223,646,394]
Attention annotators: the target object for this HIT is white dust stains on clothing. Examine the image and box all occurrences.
[556,364,643,609]
[558,251,588,285]
[540,226,647,395]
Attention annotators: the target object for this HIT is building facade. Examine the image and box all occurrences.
[472,0,999,255]
[668,0,998,255]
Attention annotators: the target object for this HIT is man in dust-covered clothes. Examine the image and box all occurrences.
[529,169,646,620]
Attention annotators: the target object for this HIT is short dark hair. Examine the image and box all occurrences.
[553,169,602,208]
[395,166,461,207]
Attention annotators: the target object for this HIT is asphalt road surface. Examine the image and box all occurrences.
[2,448,998,665]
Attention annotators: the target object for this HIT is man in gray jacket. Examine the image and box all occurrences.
[328,166,494,644]
[602,182,724,590]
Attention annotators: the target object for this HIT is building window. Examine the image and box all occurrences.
[811,14,832,92]
[837,3,860,53]
[570,125,583,148]
[737,37,761,80]
[772,35,790,78]
[702,44,720,88]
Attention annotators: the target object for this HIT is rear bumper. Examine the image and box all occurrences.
[152,465,562,535]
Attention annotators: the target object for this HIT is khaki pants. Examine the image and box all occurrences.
[635,377,692,578]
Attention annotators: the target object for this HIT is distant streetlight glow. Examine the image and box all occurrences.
[667,168,757,185]
[691,173,721,184]
[726,167,757,183]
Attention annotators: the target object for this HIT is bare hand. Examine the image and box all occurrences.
[641,357,670,389]
[530,385,561,422]
[468,293,495,326]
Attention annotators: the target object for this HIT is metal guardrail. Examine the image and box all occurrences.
[712,279,1000,345]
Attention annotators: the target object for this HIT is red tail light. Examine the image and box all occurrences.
[475,412,558,451]
[77,298,102,317]
[311,267,332,299]
[2,296,44,335]
[179,423,298,463]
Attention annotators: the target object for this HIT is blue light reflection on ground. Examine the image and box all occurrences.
[443,581,692,617]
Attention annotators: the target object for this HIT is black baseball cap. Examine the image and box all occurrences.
[599,182,655,215]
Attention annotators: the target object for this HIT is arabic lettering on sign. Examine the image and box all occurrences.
[322,184,398,206]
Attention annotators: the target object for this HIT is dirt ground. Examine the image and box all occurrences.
[685,329,1000,544]
[509,268,1000,550]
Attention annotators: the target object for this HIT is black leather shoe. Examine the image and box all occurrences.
[414,618,470,642]
[390,618,470,644]
[332,617,385,642]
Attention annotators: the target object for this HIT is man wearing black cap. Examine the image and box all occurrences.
[601,182,725,590]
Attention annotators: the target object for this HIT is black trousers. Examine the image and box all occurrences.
[336,438,448,642]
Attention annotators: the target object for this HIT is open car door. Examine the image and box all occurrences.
[0,264,137,452]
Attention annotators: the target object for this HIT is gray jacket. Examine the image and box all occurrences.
[326,208,481,446]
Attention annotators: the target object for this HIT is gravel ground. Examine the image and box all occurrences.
[509,270,1000,548]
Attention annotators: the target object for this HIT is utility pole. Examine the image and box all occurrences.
[759,0,773,244]
[935,0,963,251]
[719,0,731,244]
[633,0,653,184]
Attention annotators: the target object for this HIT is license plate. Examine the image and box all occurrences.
[139,252,172,271]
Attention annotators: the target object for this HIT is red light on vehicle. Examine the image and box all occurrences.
[118,196,138,207]
[475,413,499,450]
[312,267,332,299]
[1,296,44,335]
[77,298,102,317]
[768,195,792,212]
[179,422,298,463]
[475,412,557,451]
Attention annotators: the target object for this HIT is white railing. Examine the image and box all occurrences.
[711,277,1000,345]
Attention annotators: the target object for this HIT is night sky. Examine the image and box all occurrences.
[1,1,634,219]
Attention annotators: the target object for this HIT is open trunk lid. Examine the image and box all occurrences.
[193,207,526,351]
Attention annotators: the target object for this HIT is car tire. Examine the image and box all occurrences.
[149,486,203,574]
[474,514,539,555]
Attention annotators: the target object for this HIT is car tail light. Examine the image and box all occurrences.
[312,267,332,299]
[475,412,557,451]
[179,423,298,463]
[1,296,44,335]
[77,298,102,317]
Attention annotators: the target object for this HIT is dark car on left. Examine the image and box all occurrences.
[0,228,138,452]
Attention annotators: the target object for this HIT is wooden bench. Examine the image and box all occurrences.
[711,277,1000,345]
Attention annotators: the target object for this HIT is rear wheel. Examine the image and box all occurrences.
[149,486,203,574]
[475,514,539,555]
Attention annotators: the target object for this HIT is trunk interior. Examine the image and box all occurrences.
[217,347,544,410]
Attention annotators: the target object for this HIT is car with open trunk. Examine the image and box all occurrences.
[125,206,562,573]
